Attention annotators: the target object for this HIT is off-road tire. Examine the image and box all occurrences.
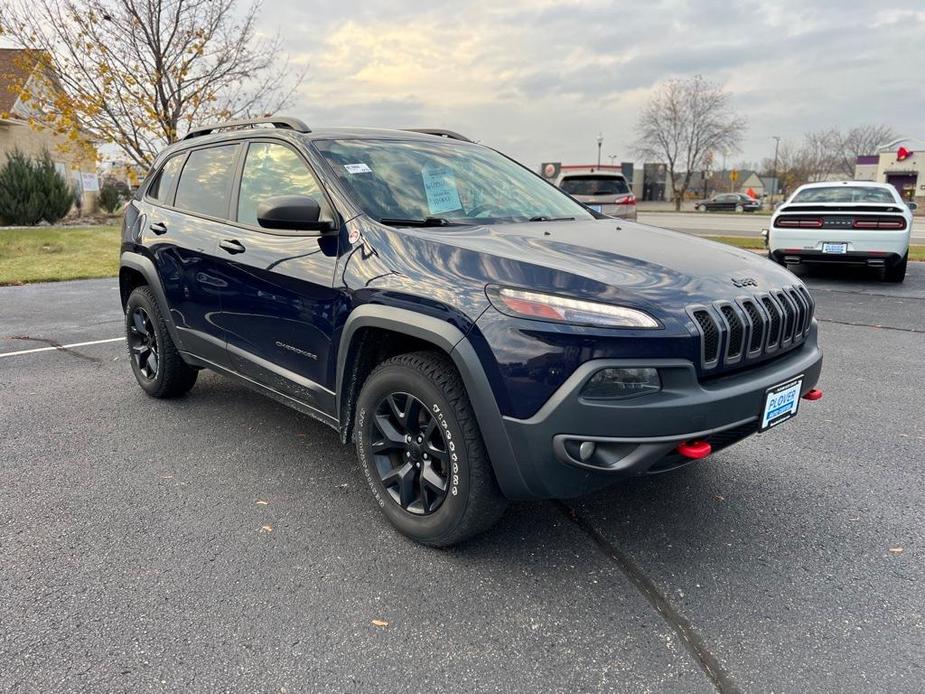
[125,286,198,398]
[355,351,507,546]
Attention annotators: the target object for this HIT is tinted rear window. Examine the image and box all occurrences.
[174,145,239,218]
[559,175,629,196]
[791,186,896,203]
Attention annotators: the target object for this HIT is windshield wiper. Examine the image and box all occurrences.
[378,217,465,227]
[529,216,575,222]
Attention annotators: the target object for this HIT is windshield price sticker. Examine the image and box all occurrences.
[344,163,372,174]
[422,165,462,214]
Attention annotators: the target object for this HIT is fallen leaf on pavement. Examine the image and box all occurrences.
[888,547,904,554]
[256,499,268,505]
[371,619,389,627]
[260,524,273,533]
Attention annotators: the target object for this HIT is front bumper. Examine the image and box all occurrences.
[498,323,822,499]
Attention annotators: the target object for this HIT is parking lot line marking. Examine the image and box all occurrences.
[0,337,124,359]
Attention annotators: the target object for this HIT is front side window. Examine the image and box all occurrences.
[174,144,239,218]
[237,142,328,226]
[147,154,185,204]
[313,138,594,225]
[791,186,897,203]
[559,175,629,196]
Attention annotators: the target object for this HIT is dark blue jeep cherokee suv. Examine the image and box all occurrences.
[120,117,823,545]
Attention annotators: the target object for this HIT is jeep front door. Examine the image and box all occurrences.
[214,140,341,418]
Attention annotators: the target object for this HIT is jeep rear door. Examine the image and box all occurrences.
[142,143,241,368]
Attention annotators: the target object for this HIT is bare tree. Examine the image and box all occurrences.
[761,124,896,194]
[634,75,746,210]
[1,0,302,167]
[835,124,895,178]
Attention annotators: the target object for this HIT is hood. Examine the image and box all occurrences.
[409,218,802,318]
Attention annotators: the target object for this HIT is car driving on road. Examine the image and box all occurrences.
[767,181,912,282]
[120,118,823,546]
[695,192,761,213]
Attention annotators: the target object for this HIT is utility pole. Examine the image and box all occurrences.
[771,136,781,203]
[596,133,603,168]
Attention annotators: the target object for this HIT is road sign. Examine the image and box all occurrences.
[730,169,738,183]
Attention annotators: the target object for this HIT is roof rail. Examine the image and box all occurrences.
[403,128,472,143]
[183,116,311,140]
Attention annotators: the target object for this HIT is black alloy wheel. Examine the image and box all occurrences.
[370,391,450,515]
[128,306,159,380]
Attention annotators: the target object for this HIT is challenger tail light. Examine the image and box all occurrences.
[775,218,823,228]
[852,219,906,230]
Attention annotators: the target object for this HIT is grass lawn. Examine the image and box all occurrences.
[0,225,120,285]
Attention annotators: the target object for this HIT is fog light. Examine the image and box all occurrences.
[581,367,661,400]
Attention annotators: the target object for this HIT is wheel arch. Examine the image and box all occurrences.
[119,252,186,351]
[336,305,526,499]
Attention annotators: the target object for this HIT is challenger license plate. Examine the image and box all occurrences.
[822,242,847,254]
[760,377,803,431]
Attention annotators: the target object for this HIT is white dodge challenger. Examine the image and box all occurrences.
[767,181,913,282]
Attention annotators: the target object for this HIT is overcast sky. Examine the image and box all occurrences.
[262,0,925,169]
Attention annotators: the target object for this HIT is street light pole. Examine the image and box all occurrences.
[771,136,781,202]
[596,133,603,168]
[608,154,617,166]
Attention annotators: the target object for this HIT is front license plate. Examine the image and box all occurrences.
[822,242,847,254]
[760,376,803,431]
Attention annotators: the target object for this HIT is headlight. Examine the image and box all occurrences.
[581,367,661,400]
[486,286,660,329]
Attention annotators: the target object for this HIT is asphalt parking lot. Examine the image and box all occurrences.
[1,262,923,693]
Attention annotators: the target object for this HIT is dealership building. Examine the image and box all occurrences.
[855,137,924,207]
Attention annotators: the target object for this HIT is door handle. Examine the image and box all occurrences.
[149,221,168,235]
[219,239,246,255]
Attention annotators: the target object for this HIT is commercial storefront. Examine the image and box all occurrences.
[855,137,924,208]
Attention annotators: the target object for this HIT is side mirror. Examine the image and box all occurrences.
[908,201,918,211]
[256,195,335,233]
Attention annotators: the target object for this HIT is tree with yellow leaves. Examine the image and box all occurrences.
[1,0,302,168]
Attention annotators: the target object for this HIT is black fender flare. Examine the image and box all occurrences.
[119,251,186,351]
[335,305,527,499]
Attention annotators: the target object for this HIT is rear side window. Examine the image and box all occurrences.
[237,142,328,226]
[560,175,629,196]
[174,144,239,218]
[146,154,185,204]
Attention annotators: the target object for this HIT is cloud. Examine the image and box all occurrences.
[262,0,925,167]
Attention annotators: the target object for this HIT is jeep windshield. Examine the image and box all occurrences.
[313,138,594,226]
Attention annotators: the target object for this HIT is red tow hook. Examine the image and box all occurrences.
[676,440,712,459]
[802,389,823,401]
